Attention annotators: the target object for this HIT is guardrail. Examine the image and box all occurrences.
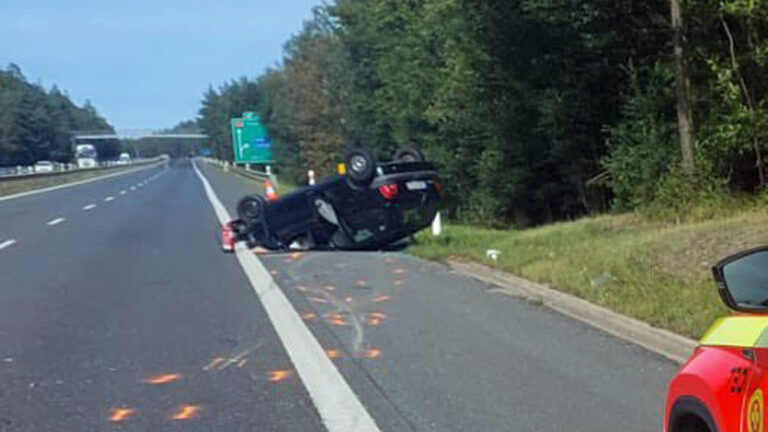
[199,157,277,186]
[0,158,165,182]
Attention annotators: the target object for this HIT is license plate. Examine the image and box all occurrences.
[406,180,427,191]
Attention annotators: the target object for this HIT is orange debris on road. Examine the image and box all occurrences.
[143,373,182,385]
[171,405,202,420]
[329,314,348,326]
[203,357,226,371]
[268,370,294,382]
[325,349,342,359]
[109,408,136,422]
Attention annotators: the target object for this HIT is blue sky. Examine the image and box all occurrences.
[1,0,321,130]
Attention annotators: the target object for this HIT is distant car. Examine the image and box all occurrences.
[34,161,54,173]
[117,153,131,165]
[227,148,441,251]
[664,247,768,432]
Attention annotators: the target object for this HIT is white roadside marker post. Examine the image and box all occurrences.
[432,212,442,236]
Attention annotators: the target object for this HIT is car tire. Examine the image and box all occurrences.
[394,147,425,163]
[346,148,376,186]
[669,397,716,432]
[237,194,267,224]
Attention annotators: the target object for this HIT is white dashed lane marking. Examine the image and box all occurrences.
[104,196,114,202]
[120,190,127,195]
[0,240,17,250]
[83,204,97,211]
[46,217,66,226]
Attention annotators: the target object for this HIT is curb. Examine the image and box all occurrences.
[448,260,698,364]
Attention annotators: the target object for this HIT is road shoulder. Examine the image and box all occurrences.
[449,259,698,364]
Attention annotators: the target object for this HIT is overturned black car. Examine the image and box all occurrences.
[227,148,441,251]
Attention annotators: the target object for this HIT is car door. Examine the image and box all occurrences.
[742,347,768,432]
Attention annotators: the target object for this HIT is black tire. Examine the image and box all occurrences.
[669,398,716,432]
[346,148,376,186]
[237,194,267,224]
[393,147,425,163]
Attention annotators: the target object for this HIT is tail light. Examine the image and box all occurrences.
[434,179,442,195]
[378,183,399,200]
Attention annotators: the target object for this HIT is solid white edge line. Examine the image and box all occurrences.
[0,162,164,203]
[191,160,381,432]
[0,239,17,250]
[46,217,65,226]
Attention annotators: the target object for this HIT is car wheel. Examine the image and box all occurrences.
[393,147,425,163]
[237,194,267,224]
[346,148,376,186]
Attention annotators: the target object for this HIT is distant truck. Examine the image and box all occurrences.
[117,152,131,165]
[74,144,98,168]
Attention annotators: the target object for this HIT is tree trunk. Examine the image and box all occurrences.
[670,0,696,176]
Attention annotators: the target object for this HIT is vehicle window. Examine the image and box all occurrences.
[723,251,768,307]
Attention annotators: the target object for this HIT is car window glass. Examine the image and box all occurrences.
[723,251,768,307]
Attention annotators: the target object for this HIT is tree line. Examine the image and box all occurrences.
[0,63,115,166]
[196,0,768,226]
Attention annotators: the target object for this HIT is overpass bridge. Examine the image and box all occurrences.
[73,130,207,141]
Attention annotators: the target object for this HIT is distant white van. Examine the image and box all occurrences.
[117,153,131,165]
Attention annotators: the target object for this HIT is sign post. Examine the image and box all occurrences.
[231,112,273,164]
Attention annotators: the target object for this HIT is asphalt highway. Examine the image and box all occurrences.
[0,159,679,431]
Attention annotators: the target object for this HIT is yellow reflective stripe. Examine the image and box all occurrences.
[700,316,768,347]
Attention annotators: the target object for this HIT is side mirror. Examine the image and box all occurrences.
[713,247,768,312]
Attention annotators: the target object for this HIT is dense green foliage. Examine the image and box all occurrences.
[196,0,768,226]
[198,79,260,162]
[0,64,114,165]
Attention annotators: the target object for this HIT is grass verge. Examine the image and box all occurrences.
[410,210,768,339]
[0,165,149,198]
[208,163,297,196]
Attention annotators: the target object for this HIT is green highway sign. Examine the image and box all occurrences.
[231,113,273,164]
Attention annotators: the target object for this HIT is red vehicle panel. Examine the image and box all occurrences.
[664,247,768,432]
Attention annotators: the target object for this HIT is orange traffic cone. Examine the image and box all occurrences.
[264,180,278,202]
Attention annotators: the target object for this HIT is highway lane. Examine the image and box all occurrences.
[0,158,680,431]
[200,161,680,432]
[0,160,323,431]
[0,162,167,251]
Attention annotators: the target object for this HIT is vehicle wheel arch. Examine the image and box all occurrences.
[669,396,718,432]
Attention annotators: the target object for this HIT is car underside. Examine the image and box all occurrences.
[226,148,441,252]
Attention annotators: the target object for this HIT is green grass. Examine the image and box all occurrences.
[0,165,144,198]
[210,163,298,196]
[276,181,297,196]
[410,210,768,339]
